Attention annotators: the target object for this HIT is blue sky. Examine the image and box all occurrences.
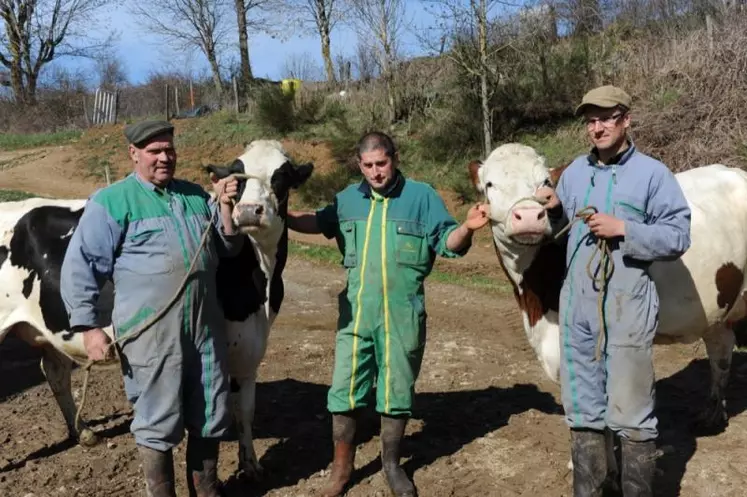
[55,2,444,86]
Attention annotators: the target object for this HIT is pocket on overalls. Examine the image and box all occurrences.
[121,226,175,275]
[614,194,647,224]
[340,221,357,268]
[404,294,427,353]
[606,279,658,348]
[395,222,428,266]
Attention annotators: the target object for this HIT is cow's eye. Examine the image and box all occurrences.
[485,181,493,189]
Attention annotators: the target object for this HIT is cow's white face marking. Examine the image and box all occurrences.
[230,141,292,236]
[474,144,553,245]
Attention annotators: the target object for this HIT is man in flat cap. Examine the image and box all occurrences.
[60,120,243,497]
[538,86,692,496]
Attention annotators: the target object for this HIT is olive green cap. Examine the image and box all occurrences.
[575,85,632,116]
[124,120,174,147]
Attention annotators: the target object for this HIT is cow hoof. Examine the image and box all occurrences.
[78,429,99,447]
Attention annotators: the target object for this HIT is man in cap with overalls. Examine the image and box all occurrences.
[60,120,243,497]
[540,86,692,496]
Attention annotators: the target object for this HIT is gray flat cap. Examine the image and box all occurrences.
[124,120,174,146]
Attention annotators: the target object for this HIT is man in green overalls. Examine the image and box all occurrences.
[288,132,489,497]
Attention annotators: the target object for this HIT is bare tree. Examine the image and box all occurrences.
[421,0,514,156]
[346,0,408,124]
[282,52,323,80]
[130,0,229,98]
[96,52,129,91]
[234,0,272,96]
[278,0,344,83]
[0,0,114,105]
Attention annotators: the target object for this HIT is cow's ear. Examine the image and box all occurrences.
[204,159,244,179]
[204,164,232,179]
[290,162,314,189]
[548,162,571,187]
[467,159,484,193]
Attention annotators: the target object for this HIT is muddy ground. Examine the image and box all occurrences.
[2,147,747,497]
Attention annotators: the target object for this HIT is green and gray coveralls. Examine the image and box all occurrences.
[316,172,469,416]
[60,173,243,451]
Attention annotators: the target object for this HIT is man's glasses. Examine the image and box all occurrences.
[584,113,625,128]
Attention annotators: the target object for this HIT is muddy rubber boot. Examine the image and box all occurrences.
[322,413,357,497]
[620,438,657,497]
[186,435,223,497]
[137,445,176,497]
[380,415,415,497]
[570,429,607,497]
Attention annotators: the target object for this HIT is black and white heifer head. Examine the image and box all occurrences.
[206,140,313,236]
[469,143,560,246]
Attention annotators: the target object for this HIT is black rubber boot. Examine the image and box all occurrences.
[380,415,415,497]
[137,445,176,497]
[620,438,657,497]
[322,413,357,497]
[186,435,222,497]
[571,429,607,497]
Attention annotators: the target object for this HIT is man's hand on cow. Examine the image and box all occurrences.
[535,186,560,210]
[211,174,239,205]
[464,203,490,231]
[82,328,113,362]
[586,213,625,239]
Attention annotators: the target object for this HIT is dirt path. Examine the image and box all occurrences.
[2,144,747,497]
[2,257,747,497]
[0,147,106,199]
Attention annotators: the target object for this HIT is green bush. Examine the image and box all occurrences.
[254,86,296,133]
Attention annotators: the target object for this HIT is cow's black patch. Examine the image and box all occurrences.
[215,161,313,320]
[7,205,114,336]
[215,238,267,321]
[0,245,8,270]
[205,160,247,199]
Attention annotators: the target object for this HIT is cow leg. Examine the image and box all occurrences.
[230,375,263,480]
[696,324,735,433]
[40,345,99,446]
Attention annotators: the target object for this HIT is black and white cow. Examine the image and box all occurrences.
[0,139,313,478]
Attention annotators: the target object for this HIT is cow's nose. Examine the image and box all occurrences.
[235,203,264,226]
[512,209,545,221]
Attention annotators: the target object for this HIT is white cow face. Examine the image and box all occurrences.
[206,140,313,235]
[469,143,554,246]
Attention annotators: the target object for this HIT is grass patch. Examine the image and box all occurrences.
[0,189,36,201]
[0,130,81,150]
[288,239,510,295]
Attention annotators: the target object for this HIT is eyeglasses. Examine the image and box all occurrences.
[584,113,625,128]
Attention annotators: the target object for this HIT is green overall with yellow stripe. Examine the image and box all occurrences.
[316,172,468,416]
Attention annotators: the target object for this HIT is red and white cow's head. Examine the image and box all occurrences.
[206,140,313,239]
[468,143,560,247]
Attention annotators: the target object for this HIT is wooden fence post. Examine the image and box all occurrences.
[232,76,239,113]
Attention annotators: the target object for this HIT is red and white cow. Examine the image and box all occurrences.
[469,142,747,430]
[0,139,312,479]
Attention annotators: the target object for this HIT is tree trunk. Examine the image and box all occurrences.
[478,0,491,156]
[25,70,38,106]
[206,48,224,99]
[234,0,253,93]
[9,64,27,105]
[321,25,336,83]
